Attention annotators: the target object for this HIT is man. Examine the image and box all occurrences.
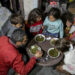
[0,29,42,75]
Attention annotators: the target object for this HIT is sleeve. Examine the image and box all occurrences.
[63,50,75,74]
[69,26,75,34]
[30,26,37,32]
[63,65,70,72]
[63,64,75,74]
[59,21,64,38]
[43,16,48,26]
[1,21,11,35]
[12,53,36,75]
[30,25,42,32]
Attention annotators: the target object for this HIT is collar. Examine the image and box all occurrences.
[9,39,17,48]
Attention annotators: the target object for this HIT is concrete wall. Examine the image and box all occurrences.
[23,0,38,20]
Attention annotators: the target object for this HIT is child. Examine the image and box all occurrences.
[55,38,75,75]
[64,12,74,39]
[28,8,43,36]
[69,18,75,41]
[43,7,64,38]
[2,14,25,37]
[62,49,75,74]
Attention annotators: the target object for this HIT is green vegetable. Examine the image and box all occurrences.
[30,45,38,54]
[49,49,58,57]
[36,36,44,42]
[30,49,37,54]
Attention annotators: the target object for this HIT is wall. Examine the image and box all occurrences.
[23,0,38,20]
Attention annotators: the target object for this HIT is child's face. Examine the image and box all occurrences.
[66,20,72,27]
[36,17,42,22]
[49,15,56,22]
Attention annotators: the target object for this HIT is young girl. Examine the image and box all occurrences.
[55,38,75,75]
[28,8,43,36]
[64,12,74,39]
[43,7,64,38]
[69,18,75,41]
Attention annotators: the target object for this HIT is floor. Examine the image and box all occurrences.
[8,66,66,75]
[28,66,66,75]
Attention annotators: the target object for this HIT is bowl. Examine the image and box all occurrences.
[29,45,41,55]
[47,48,60,59]
[35,34,45,43]
[50,38,58,46]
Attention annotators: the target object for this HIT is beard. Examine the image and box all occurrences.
[17,44,25,48]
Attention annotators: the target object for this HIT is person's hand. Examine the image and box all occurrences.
[56,65,63,72]
[42,26,44,29]
[35,50,43,58]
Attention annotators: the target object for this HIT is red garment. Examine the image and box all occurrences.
[0,36,36,75]
[27,21,43,36]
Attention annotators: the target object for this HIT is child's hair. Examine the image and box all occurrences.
[55,38,71,52]
[61,12,74,30]
[48,7,61,19]
[65,12,74,24]
[28,8,42,25]
[10,14,24,25]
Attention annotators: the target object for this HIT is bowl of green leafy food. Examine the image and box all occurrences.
[48,48,60,59]
[35,34,45,43]
[50,38,58,46]
[29,45,41,55]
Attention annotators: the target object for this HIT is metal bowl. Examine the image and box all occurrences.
[29,44,41,55]
[35,34,45,43]
[47,48,60,59]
